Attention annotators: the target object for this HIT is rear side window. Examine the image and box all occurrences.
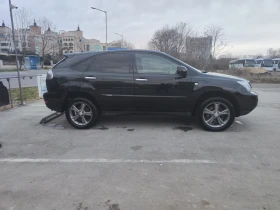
[71,57,93,72]
[52,57,67,69]
[88,53,131,74]
[53,54,93,69]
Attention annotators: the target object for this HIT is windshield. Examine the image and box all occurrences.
[244,59,256,66]
[263,59,273,67]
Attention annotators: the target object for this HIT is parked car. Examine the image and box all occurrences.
[43,50,258,131]
[255,58,274,71]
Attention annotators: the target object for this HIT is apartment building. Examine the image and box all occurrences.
[59,26,106,54]
[0,21,14,54]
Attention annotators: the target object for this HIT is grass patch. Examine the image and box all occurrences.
[11,87,39,104]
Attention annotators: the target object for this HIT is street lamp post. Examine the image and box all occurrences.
[115,33,123,48]
[91,7,107,50]
[9,0,23,105]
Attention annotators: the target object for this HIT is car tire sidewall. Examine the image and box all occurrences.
[65,98,99,129]
[198,97,235,132]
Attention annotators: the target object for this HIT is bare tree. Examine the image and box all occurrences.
[204,25,228,58]
[267,48,280,58]
[148,23,194,59]
[14,8,33,70]
[37,17,57,67]
[148,23,229,69]
[148,23,210,68]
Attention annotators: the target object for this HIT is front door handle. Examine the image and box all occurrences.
[85,76,96,80]
[136,78,147,82]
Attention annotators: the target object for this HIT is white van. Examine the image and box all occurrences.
[272,58,280,71]
[229,59,256,69]
[255,59,274,71]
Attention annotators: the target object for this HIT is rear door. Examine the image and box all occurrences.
[81,52,134,111]
[133,52,193,112]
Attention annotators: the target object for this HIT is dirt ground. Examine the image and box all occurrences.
[215,68,280,83]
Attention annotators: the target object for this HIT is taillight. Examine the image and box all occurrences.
[46,69,53,79]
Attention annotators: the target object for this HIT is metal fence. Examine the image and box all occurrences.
[0,75,40,108]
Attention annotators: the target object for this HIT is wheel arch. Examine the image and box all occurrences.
[63,91,102,114]
[192,91,240,117]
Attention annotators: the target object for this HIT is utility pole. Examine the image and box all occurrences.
[115,33,124,48]
[91,7,107,50]
[9,0,23,105]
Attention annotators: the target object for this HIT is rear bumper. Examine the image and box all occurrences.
[43,92,66,112]
[237,91,258,116]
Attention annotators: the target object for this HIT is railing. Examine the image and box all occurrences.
[0,75,41,108]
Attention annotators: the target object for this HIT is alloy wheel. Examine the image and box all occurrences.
[202,102,230,128]
[69,102,93,126]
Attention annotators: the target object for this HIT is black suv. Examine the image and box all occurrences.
[43,50,258,131]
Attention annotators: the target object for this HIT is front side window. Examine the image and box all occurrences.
[135,53,178,74]
[88,53,131,74]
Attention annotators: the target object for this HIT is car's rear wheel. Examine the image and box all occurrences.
[65,98,99,129]
[198,97,235,131]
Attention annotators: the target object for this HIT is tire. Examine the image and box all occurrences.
[197,97,235,132]
[65,98,99,129]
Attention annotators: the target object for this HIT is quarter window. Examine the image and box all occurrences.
[135,53,178,74]
[71,57,93,72]
[88,53,131,74]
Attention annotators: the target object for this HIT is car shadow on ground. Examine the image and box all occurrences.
[41,112,249,132]
[42,113,200,131]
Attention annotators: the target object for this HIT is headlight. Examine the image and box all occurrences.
[237,80,251,92]
[46,69,53,79]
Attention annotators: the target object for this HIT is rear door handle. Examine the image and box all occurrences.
[135,78,147,82]
[85,76,96,80]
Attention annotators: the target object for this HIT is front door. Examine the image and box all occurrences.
[133,52,193,112]
[82,52,134,111]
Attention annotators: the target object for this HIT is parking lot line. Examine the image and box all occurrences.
[28,104,46,107]
[0,158,220,164]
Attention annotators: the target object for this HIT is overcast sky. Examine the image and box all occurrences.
[0,0,279,56]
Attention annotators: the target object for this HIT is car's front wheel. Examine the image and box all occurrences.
[65,98,99,129]
[198,97,235,131]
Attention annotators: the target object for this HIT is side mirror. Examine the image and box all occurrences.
[177,66,188,77]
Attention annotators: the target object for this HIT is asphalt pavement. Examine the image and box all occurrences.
[0,84,280,210]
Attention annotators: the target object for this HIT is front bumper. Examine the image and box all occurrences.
[43,92,66,112]
[237,91,258,116]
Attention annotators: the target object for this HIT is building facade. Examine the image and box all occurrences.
[58,26,106,54]
[0,21,14,54]
[1,21,107,57]
[28,20,41,54]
